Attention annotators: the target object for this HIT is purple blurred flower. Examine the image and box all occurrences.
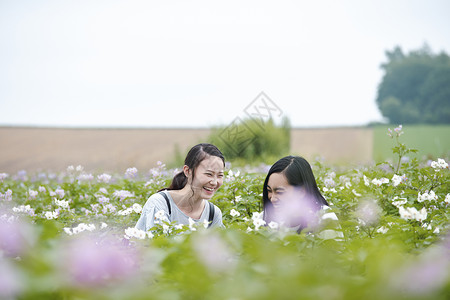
[125,167,138,179]
[193,233,236,273]
[15,170,27,181]
[0,218,34,257]
[391,245,449,295]
[113,190,135,201]
[267,191,320,229]
[64,236,139,287]
[0,189,13,202]
[0,173,8,182]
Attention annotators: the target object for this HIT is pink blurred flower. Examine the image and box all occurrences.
[64,236,139,287]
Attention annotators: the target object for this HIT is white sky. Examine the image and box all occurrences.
[1,0,449,128]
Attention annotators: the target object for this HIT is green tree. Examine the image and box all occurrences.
[376,44,450,124]
[208,116,291,162]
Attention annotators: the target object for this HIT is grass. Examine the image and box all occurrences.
[373,124,450,163]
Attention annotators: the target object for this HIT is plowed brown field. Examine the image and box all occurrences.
[0,127,372,173]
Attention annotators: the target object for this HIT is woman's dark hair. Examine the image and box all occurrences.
[161,143,225,191]
[262,156,328,224]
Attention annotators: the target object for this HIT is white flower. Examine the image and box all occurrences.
[101,222,108,229]
[44,211,58,220]
[188,217,197,231]
[251,212,264,221]
[117,208,133,216]
[253,218,266,231]
[124,227,135,239]
[71,223,96,234]
[399,206,427,222]
[418,191,438,203]
[55,199,70,209]
[391,196,407,208]
[63,228,73,235]
[433,227,440,234]
[124,227,146,239]
[230,209,240,217]
[445,194,450,205]
[431,158,448,171]
[363,175,370,186]
[77,173,93,182]
[162,224,170,234]
[28,190,38,199]
[352,189,361,197]
[268,221,279,230]
[12,205,35,216]
[132,203,142,214]
[372,178,389,186]
[377,226,389,234]
[391,174,404,187]
[135,229,146,239]
[147,231,154,238]
[97,173,112,183]
[246,226,253,233]
[76,165,84,172]
[38,186,46,193]
[203,220,209,229]
[398,206,412,220]
[235,195,242,202]
[155,210,166,221]
[174,224,184,230]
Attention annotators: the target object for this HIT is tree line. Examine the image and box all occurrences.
[376,44,450,124]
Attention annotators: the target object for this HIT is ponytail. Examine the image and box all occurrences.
[158,171,188,192]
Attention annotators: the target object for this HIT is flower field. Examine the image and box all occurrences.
[0,128,449,300]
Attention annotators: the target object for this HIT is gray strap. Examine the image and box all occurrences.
[208,202,215,228]
[158,191,171,215]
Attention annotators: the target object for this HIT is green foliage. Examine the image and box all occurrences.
[208,117,290,163]
[376,44,450,124]
[0,127,449,299]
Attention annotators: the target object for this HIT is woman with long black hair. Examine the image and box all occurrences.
[262,156,339,234]
[136,143,225,231]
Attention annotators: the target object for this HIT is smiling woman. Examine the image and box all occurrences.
[262,156,340,234]
[135,143,225,232]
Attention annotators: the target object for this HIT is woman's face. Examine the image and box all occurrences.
[267,172,301,210]
[186,156,224,200]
